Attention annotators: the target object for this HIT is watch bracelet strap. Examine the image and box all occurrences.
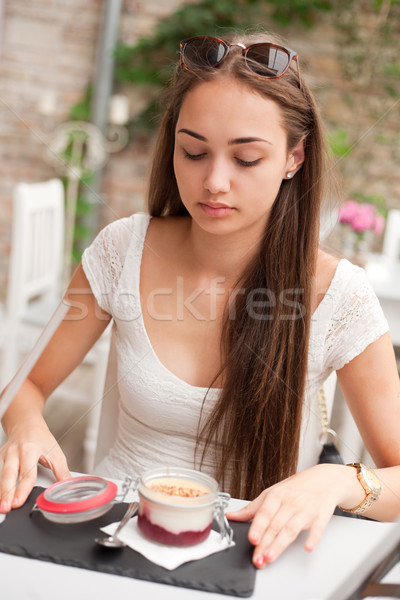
[338,496,376,515]
[337,464,381,514]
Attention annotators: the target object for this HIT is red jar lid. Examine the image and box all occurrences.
[36,476,118,514]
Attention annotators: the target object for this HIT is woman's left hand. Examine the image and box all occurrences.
[226,463,359,568]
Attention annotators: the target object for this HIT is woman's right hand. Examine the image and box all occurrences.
[0,421,70,513]
[0,264,110,514]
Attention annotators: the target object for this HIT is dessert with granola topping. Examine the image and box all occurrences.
[137,468,219,546]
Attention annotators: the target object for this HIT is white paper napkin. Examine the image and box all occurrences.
[100,516,235,570]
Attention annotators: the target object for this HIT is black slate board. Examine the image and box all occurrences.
[0,487,256,597]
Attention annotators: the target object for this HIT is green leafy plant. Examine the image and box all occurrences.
[114,0,261,90]
[60,96,95,265]
[326,129,353,159]
[68,85,92,122]
[265,0,333,26]
[71,171,96,263]
[113,0,334,130]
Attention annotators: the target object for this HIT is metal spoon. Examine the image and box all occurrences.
[95,501,139,548]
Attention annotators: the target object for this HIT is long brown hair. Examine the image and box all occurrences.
[147,31,327,499]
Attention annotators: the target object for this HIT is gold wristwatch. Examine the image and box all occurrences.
[338,463,381,515]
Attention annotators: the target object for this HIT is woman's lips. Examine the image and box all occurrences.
[200,203,234,217]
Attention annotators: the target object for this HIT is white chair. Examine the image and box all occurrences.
[330,373,369,464]
[374,208,400,348]
[334,396,366,463]
[0,179,110,472]
[92,324,119,472]
[320,372,367,464]
[382,209,400,261]
[1,179,65,388]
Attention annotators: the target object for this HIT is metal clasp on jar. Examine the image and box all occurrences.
[114,475,140,503]
[214,492,233,543]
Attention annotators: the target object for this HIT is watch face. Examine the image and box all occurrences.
[362,465,381,493]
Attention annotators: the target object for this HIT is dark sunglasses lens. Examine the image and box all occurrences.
[246,45,291,78]
[183,38,227,70]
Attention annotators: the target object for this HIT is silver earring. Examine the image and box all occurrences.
[286,171,293,179]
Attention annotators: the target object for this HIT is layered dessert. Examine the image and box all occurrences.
[137,469,219,546]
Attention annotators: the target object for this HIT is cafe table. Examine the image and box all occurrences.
[1,466,400,600]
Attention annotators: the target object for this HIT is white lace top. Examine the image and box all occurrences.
[82,212,388,486]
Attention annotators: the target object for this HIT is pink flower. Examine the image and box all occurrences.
[339,200,385,236]
[351,212,374,233]
[339,200,360,224]
[373,213,385,236]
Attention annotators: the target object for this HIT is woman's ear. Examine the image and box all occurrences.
[285,136,306,178]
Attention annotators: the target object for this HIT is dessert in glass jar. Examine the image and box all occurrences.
[137,466,231,546]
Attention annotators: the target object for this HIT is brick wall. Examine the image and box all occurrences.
[0,1,399,301]
[0,0,189,300]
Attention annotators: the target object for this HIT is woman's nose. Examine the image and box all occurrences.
[203,160,231,194]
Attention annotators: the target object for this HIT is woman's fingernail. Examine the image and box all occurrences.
[250,532,260,544]
[0,501,9,512]
[264,550,275,562]
[11,497,19,508]
[254,555,264,568]
[305,542,314,552]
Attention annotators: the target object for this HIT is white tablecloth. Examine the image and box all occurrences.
[0,466,399,600]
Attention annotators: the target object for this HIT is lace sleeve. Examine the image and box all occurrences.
[81,216,134,314]
[325,265,389,372]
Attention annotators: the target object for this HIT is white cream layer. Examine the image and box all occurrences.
[142,502,214,534]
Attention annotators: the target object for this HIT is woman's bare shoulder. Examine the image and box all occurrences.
[312,250,341,313]
[316,249,341,292]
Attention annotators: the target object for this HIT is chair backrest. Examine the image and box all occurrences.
[6,179,65,319]
[382,209,400,261]
[93,324,119,470]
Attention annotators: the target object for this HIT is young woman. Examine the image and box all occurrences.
[1,32,400,569]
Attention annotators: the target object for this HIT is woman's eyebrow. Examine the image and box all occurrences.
[177,128,272,145]
[229,136,273,146]
[177,128,207,141]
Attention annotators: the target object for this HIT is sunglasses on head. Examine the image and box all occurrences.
[180,36,298,80]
